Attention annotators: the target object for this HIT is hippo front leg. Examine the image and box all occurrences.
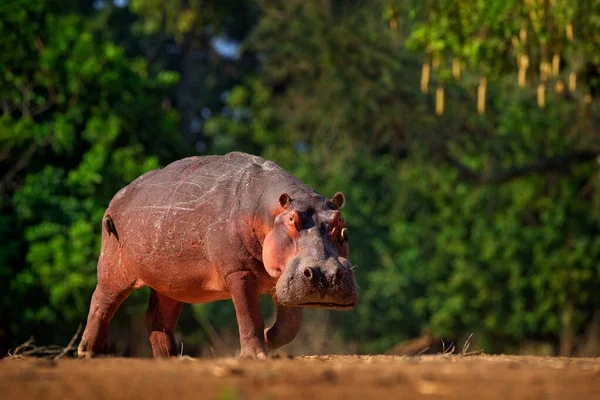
[265,302,303,351]
[226,271,267,359]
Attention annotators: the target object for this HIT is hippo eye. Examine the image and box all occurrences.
[340,227,348,244]
[287,213,301,230]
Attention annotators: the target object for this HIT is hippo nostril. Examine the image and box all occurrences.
[335,268,343,280]
[303,268,312,278]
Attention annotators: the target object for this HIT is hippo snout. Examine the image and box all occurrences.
[302,265,344,284]
[275,257,359,310]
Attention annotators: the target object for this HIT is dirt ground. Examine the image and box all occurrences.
[1,354,600,400]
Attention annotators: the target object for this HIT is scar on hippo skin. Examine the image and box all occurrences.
[104,215,119,241]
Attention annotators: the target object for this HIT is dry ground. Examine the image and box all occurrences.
[1,355,600,399]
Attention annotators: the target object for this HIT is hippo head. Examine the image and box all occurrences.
[262,192,358,310]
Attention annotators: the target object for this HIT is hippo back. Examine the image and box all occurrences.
[105,152,312,274]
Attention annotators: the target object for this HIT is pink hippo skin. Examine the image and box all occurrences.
[77,152,358,359]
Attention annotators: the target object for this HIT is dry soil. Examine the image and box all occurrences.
[1,354,600,399]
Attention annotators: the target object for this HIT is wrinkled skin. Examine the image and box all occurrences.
[78,152,358,359]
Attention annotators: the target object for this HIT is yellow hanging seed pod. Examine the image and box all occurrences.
[520,26,527,43]
[452,58,461,80]
[518,55,529,88]
[540,62,550,82]
[435,87,445,116]
[512,36,519,49]
[552,54,560,76]
[477,77,487,115]
[585,92,592,104]
[520,54,529,71]
[432,57,440,71]
[566,23,574,41]
[421,62,431,93]
[537,83,546,108]
[569,72,577,92]
[555,80,564,94]
[518,67,526,87]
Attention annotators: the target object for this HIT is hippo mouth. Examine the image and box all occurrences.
[281,301,356,310]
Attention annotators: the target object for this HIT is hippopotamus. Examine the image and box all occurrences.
[78,152,358,359]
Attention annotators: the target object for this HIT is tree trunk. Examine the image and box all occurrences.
[559,301,574,357]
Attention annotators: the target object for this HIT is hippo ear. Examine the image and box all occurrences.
[331,192,345,209]
[278,193,292,209]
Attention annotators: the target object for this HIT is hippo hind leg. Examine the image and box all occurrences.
[145,289,183,358]
[78,232,142,358]
[78,281,136,358]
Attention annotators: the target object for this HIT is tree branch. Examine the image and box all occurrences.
[0,143,37,192]
[0,135,52,193]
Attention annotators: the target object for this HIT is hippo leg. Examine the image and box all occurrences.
[78,283,134,358]
[226,271,266,359]
[145,289,183,358]
[265,303,304,351]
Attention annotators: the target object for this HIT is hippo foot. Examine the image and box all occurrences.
[238,348,267,360]
[77,340,92,359]
[77,348,95,359]
[77,338,107,359]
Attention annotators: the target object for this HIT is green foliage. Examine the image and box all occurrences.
[402,0,600,90]
[3,0,600,357]
[0,0,183,344]
[207,0,600,354]
[129,0,250,41]
[369,93,600,352]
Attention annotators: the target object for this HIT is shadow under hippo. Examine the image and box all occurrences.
[78,152,358,359]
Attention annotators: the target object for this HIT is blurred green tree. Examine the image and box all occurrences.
[3,0,600,358]
[0,0,184,348]
[207,0,600,355]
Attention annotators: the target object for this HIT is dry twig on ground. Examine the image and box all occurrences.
[460,333,483,357]
[5,324,82,360]
[441,339,455,356]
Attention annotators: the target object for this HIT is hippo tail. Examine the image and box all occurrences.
[104,214,119,241]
